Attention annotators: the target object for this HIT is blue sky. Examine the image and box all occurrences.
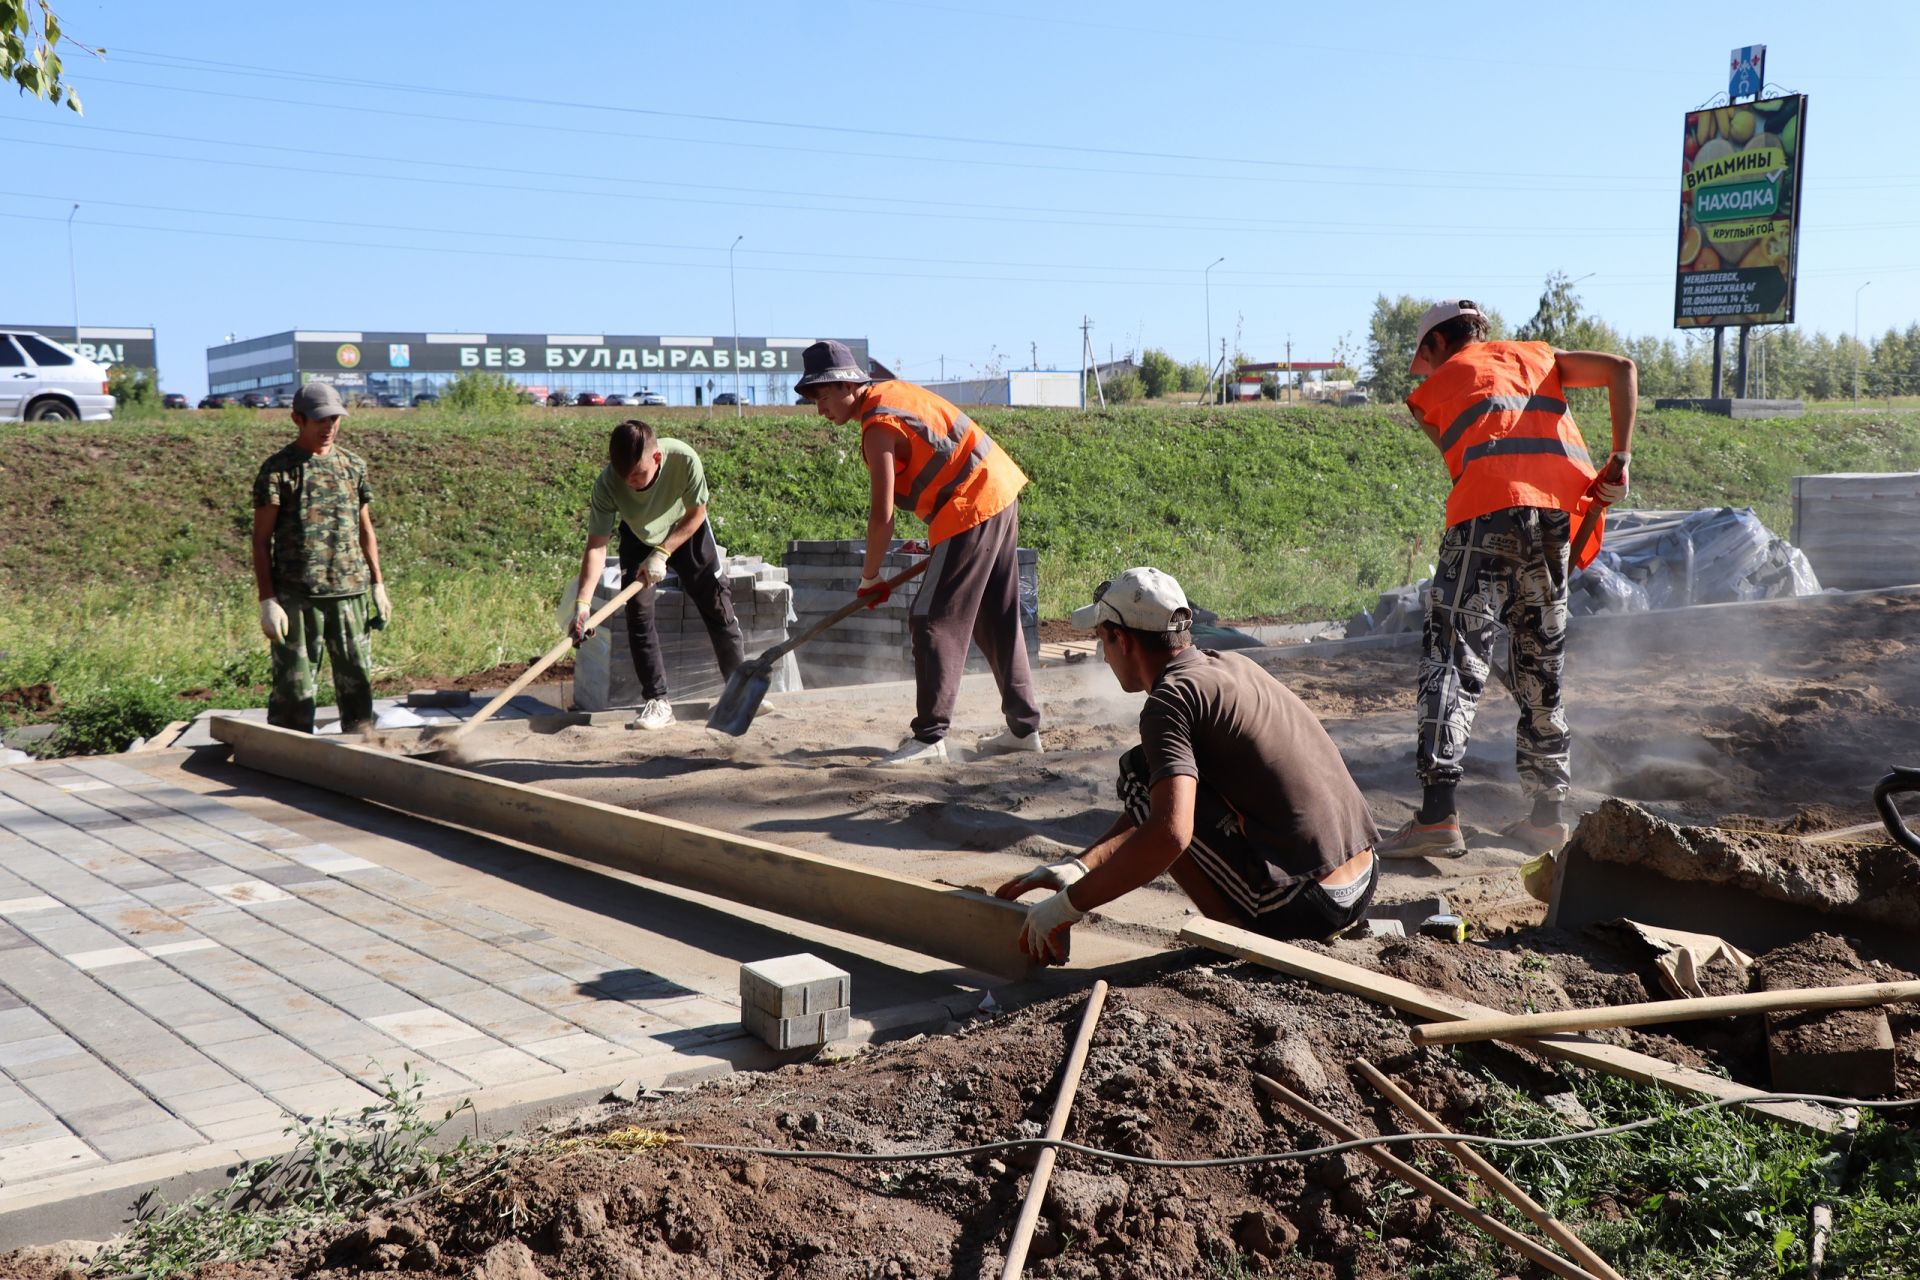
[6,1,1916,396]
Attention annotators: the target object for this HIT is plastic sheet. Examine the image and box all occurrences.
[1346,507,1822,636]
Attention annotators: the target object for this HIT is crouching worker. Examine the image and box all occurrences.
[995,568,1378,964]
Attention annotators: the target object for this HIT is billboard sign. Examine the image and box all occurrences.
[1673,94,1806,329]
[1729,44,1765,100]
[290,333,861,377]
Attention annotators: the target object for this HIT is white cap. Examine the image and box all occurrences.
[1410,298,1486,374]
[1071,567,1192,632]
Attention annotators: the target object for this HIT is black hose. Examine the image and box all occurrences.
[1874,767,1920,856]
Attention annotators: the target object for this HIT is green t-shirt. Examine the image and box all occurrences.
[251,443,373,598]
[586,438,710,547]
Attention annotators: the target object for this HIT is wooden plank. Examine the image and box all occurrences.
[1181,918,1835,1132]
[1803,820,1893,845]
[1414,980,1920,1045]
[212,717,1035,980]
[130,720,190,752]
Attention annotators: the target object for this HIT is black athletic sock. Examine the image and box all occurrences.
[1416,784,1457,824]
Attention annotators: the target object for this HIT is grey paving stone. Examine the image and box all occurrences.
[0,986,21,1013]
[21,1065,145,1115]
[253,865,329,888]
[134,1062,247,1099]
[204,1035,331,1078]
[177,1014,274,1048]
[0,1135,99,1182]
[0,1006,56,1044]
[325,983,428,1021]
[0,1033,85,1074]
[253,1061,350,1093]
[87,1118,203,1162]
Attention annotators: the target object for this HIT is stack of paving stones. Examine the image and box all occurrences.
[574,556,799,710]
[0,758,741,1187]
[739,953,850,1051]
[783,539,1040,689]
[1791,471,1920,590]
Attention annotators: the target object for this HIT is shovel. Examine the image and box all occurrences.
[707,557,930,736]
[400,578,648,755]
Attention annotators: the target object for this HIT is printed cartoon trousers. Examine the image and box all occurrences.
[1416,505,1572,801]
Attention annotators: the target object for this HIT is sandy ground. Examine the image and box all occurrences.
[435,589,1920,943]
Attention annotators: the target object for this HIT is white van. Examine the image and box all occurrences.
[0,329,116,422]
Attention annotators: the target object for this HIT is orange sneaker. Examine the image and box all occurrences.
[1501,818,1571,857]
[1377,815,1468,860]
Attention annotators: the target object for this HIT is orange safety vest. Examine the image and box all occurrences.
[857,380,1028,545]
[1405,340,1604,567]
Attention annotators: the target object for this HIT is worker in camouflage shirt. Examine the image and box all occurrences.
[249,382,392,733]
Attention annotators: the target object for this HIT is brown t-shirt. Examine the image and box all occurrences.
[1141,648,1377,893]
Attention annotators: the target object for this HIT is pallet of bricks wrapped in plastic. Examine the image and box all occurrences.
[782,538,1040,690]
[569,554,800,710]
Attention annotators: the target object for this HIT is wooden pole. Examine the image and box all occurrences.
[1354,1061,1626,1280]
[1254,1074,1603,1280]
[1000,981,1109,1280]
[1413,979,1920,1046]
[441,578,647,742]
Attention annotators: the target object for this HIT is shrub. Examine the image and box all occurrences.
[46,679,188,756]
[441,370,525,413]
[107,365,162,411]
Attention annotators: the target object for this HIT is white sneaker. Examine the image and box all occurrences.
[629,698,674,731]
[877,736,949,766]
[975,728,1044,756]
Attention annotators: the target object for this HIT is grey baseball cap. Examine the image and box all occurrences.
[1071,567,1192,632]
[794,340,872,397]
[292,382,349,419]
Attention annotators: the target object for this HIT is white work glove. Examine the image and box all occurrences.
[370,582,392,631]
[994,857,1089,901]
[568,601,594,644]
[639,550,669,588]
[258,597,289,645]
[1594,451,1630,505]
[1018,887,1085,965]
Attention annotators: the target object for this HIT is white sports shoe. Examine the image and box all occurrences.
[877,736,949,766]
[630,698,674,731]
[975,728,1044,756]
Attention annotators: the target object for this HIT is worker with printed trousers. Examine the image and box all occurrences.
[567,419,745,731]
[1375,299,1635,882]
[797,340,1042,766]
[995,568,1378,964]
[250,382,391,735]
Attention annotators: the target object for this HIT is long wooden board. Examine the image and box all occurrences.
[1181,918,1835,1132]
[212,717,1034,980]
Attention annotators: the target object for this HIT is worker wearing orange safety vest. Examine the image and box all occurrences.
[1375,300,1635,872]
[797,340,1042,766]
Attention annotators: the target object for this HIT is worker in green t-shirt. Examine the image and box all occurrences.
[568,420,745,729]
[250,382,392,734]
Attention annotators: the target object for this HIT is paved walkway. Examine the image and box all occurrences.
[0,753,781,1199]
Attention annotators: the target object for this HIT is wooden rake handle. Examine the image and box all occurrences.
[447,577,649,739]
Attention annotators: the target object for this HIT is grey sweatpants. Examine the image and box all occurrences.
[908,502,1042,744]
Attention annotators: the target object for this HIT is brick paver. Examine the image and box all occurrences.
[0,756,747,1191]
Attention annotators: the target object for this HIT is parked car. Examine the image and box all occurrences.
[162,392,189,409]
[574,391,606,406]
[0,329,116,422]
[198,394,231,409]
[635,390,666,406]
[241,392,273,409]
[516,391,541,405]
[713,392,742,406]
[412,392,439,407]
[546,390,571,407]
[270,390,297,408]
[602,393,630,407]
[1339,391,1370,406]
[377,394,407,408]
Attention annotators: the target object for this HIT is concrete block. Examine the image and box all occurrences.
[405,689,473,708]
[1367,894,1452,933]
[742,1002,850,1051]
[1767,1009,1897,1098]
[740,953,851,1019]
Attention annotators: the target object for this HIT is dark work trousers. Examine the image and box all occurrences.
[1416,505,1573,802]
[617,519,746,702]
[907,502,1042,744]
[1118,746,1377,942]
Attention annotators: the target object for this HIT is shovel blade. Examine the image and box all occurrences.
[706,660,773,736]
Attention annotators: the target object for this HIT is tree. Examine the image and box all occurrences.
[3,0,97,113]
[106,364,157,410]
[441,369,523,413]
[1137,347,1180,399]
[1364,294,1430,405]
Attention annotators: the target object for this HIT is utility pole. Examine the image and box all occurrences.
[1285,337,1292,403]
[1219,338,1228,405]
[939,354,945,381]
[65,202,79,333]
[728,234,744,418]
[1203,256,1224,402]
[1030,340,1038,371]
[1855,280,1872,406]
[1080,315,1104,408]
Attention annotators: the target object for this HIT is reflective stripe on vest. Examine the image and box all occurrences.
[1460,435,1593,470]
[864,402,996,517]
[1437,394,1569,454]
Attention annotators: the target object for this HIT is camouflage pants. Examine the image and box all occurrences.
[268,591,376,734]
[1416,506,1571,800]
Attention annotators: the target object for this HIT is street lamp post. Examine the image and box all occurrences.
[1854,280,1872,406]
[729,235,744,418]
[1204,256,1224,403]
[65,203,80,333]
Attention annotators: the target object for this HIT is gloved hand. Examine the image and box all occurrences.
[898,539,929,554]
[994,857,1090,901]
[857,574,891,609]
[639,550,669,588]
[1018,887,1085,965]
[1594,452,1630,505]
[568,602,594,644]
[258,597,289,645]
[370,582,392,631]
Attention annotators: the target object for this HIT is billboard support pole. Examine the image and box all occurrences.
[1735,326,1752,397]
[1711,327,1725,397]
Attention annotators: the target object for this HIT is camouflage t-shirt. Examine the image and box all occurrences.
[252,444,374,597]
